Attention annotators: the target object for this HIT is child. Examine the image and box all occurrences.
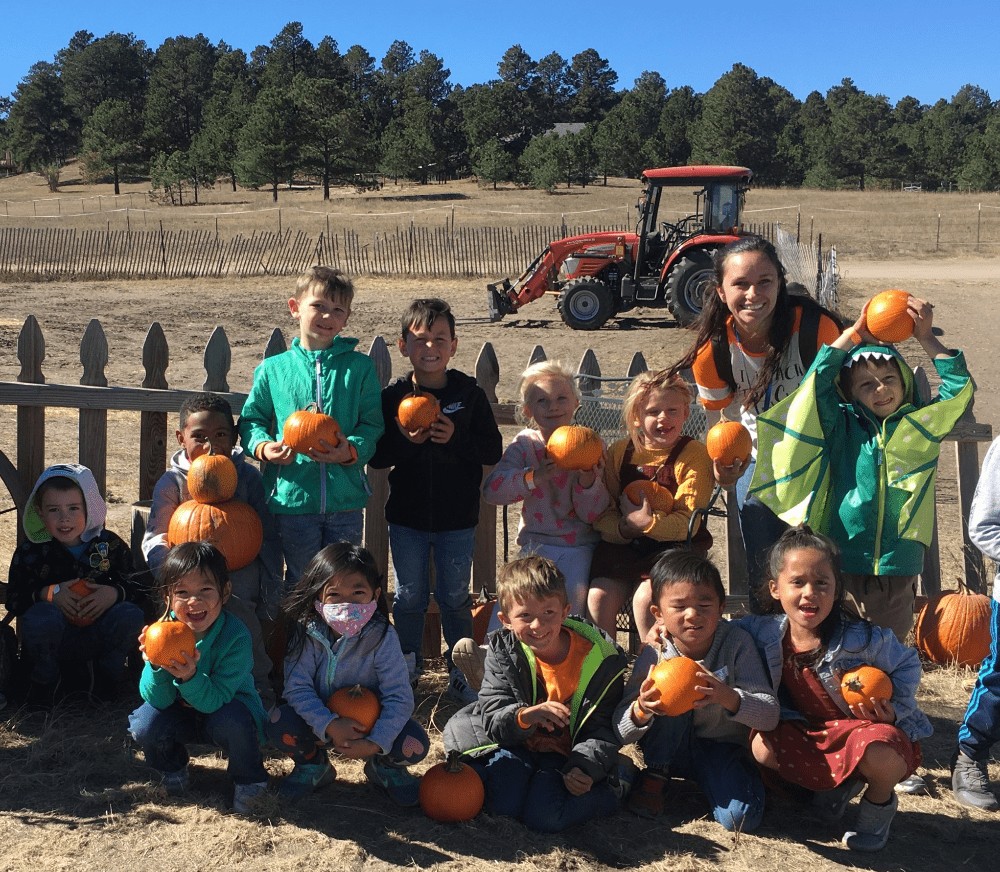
[669,236,842,611]
[143,392,281,707]
[128,542,269,814]
[443,555,631,833]
[7,464,145,708]
[266,543,429,806]
[952,434,1000,811]
[368,298,502,703]
[740,527,930,852]
[616,550,778,832]
[587,370,714,640]
[238,266,384,586]
[750,295,973,641]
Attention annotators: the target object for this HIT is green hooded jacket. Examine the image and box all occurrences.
[749,343,973,575]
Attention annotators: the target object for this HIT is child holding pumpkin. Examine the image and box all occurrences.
[739,526,930,852]
[238,266,384,586]
[7,463,145,708]
[369,298,502,703]
[615,550,778,832]
[266,543,429,806]
[586,370,714,641]
[128,542,270,815]
[143,392,282,707]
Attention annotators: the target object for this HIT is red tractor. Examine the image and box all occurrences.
[487,165,753,330]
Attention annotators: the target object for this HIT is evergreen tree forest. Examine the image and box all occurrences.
[1,22,997,198]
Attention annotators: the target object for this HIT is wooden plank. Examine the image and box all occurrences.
[138,323,169,501]
[203,326,232,392]
[957,439,987,591]
[78,319,109,494]
[364,336,392,581]
[16,316,46,521]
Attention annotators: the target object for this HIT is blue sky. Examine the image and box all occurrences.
[3,1,997,106]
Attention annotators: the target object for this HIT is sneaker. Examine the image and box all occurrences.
[452,638,486,692]
[233,781,269,814]
[843,794,898,852]
[627,768,670,819]
[277,759,337,802]
[364,757,421,807]
[895,772,929,796]
[446,668,478,705]
[952,749,1000,811]
[608,755,639,801]
[812,777,864,821]
[160,765,191,796]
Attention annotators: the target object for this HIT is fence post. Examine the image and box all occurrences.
[936,213,941,251]
[977,203,981,251]
[138,323,169,501]
[16,316,45,541]
[364,336,393,581]
[79,319,109,494]
[474,341,501,595]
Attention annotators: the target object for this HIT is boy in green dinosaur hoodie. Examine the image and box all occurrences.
[750,294,973,642]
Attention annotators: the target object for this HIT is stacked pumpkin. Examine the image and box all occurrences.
[167,446,263,571]
[914,584,992,668]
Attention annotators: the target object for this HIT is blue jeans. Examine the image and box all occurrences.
[471,747,618,833]
[275,510,364,589]
[389,524,474,670]
[128,699,268,784]
[959,598,1000,761]
[19,600,144,685]
[640,712,764,832]
[266,703,429,766]
[736,459,788,613]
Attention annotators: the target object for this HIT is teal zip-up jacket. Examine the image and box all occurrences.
[443,616,627,782]
[238,335,384,515]
[750,342,973,575]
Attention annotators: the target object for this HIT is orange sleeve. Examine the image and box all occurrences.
[691,329,735,411]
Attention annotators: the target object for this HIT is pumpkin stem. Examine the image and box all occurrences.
[445,750,466,773]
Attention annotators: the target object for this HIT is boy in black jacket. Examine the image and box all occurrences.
[369,298,503,702]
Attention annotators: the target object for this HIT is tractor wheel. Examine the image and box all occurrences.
[665,251,716,326]
[558,279,614,331]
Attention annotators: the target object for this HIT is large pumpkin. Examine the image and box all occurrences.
[144,620,197,668]
[187,446,238,504]
[282,406,341,455]
[865,289,913,343]
[546,425,603,471]
[649,656,705,716]
[623,479,674,514]
[167,499,263,571]
[705,420,752,466]
[914,586,992,667]
[840,665,893,707]
[67,578,96,627]
[419,750,485,822]
[327,684,381,733]
[398,393,441,431]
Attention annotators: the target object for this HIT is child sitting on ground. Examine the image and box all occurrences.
[617,550,778,832]
[267,543,428,806]
[128,542,269,815]
[443,555,632,833]
[8,463,146,708]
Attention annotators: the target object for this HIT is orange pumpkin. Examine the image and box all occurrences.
[546,425,604,471]
[326,684,381,733]
[840,665,893,706]
[623,479,674,514]
[705,420,752,466]
[914,585,992,667]
[67,578,95,627]
[865,289,914,343]
[167,499,263,571]
[144,620,197,669]
[649,656,705,716]
[419,750,486,822]
[398,393,441,431]
[187,446,238,504]
[282,406,341,454]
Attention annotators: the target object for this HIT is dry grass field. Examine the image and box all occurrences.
[1,167,999,870]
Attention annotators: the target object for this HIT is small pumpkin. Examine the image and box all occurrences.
[326,684,381,733]
[398,393,441,431]
[840,665,893,707]
[67,578,95,627]
[623,479,674,514]
[282,405,341,455]
[865,289,914,343]
[167,499,264,571]
[144,620,197,669]
[649,656,705,716]
[419,750,486,822]
[705,419,752,467]
[187,445,238,504]
[546,425,604,471]
[914,584,992,667]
